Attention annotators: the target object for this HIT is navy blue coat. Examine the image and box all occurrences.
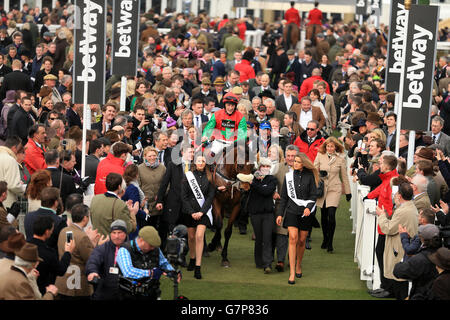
[85,240,122,300]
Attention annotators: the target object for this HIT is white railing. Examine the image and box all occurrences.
[350,177,382,291]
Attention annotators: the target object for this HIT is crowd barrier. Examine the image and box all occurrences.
[347,158,382,291]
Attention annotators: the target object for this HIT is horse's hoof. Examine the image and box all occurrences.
[217,245,223,252]
[207,243,216,252]
[221,260,230,267]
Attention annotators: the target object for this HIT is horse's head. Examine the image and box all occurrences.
[234,142,254,176]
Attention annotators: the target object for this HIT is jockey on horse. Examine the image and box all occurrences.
[201,92,247,158]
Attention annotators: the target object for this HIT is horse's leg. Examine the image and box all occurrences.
[221,199,241,267]
[207,199,223,252]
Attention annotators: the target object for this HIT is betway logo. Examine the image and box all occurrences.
[114,0,136,58]
[388,3,407,75]
[403,24,434,108]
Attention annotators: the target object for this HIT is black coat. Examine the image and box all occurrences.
[47,167,80,205]
[247,175,277,215]
[0,70,33,101]
[156,161,185,225]
[277,169,317,217]
[85,240,121,300]
[33,68,58,94]
[28,237,71,295]
[393,247,439,299]
[24,207,67,252]
[8,106,34,145]
[85,154,100,183]
[130,116,156,148]
[357,168,382,192]
[181,169,215,215]
[66,107,82,129]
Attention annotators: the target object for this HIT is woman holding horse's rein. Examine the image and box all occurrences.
[276,152,319,284]
[181,155,215,279]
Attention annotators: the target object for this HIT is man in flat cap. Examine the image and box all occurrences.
[116,226,181,300]
[43,73,62,103]
[0,242,58,299]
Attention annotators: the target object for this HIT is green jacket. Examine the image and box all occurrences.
[90,193,136,237]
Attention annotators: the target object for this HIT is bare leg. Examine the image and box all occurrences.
[187,227,196,260]
[195,225,207,266]
[288,227,299,282]
[296,230,309,274]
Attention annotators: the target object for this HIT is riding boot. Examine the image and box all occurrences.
[194,266,202,279]
[187,258,196,271]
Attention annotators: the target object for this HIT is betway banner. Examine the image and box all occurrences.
[355,0,367,15]
[73,0,106,104]
[401,4,439,131]
[111,0,140,76]
[385,0,417,92]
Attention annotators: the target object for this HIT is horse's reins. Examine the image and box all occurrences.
[213,164,241,199]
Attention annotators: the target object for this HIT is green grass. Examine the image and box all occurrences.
[159,196,379,300]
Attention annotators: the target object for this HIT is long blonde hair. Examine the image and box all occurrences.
[295,152,319,185]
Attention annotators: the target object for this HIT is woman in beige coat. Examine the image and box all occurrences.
[138,146,166,229]
[314,137,351,253]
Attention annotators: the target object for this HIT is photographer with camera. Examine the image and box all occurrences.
[131,105,156,150]
[181,155,215,279]
[116,226,181,300]
[85,220,128,300]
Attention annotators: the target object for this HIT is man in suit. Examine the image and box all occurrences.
[85,139,103,183]
[383,112,397,152]
[299,50,319,86]
[411,174,431,213]
[156,143,195,250]
[91,103,117,136]
[192,78,216,102]
[290,96,326,131]
[213,76,226,108]
[225,51,242,73]
[212,50,226,82]
[0,59,33,102]
[275,79,298,113]
[0,53,12,79]
[153,131,172,167]
[90,173,138,237]
[224,70,240,92]
[191,98,209,132]
[8,95,35,146]
[317,80,336,129]
[45,149,80,205]
[265,97,285,127]
[252,73,276,98]
[240,81,255,101]
[430,115,450,156]
[285,49,302,89]
[24,187,67,251]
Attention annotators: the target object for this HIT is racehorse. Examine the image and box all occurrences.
[205,141,254,267]
[283,22,300,50]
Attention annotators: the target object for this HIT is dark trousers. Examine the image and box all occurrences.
[250,213,274,268]
[321,205,337,247]
[376,234,389,290]
[385,279,409,300]
[274,233,288,263]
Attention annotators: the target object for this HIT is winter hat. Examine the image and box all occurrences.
[110,219,127,233]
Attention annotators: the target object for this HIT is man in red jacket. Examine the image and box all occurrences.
[94,142,130,195]
[235,50,256,82]
[366,153,399,298]
[298,67,330,98]
[24,124,47,175]
[285,1,301,27]
[293,120,325,162]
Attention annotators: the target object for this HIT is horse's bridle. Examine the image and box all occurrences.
[213,165,241,199]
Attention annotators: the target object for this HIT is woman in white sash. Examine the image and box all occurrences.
[181,155,215,279]
[276,152,319,284]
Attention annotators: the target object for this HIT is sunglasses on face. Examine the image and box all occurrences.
[306,128,316,131]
